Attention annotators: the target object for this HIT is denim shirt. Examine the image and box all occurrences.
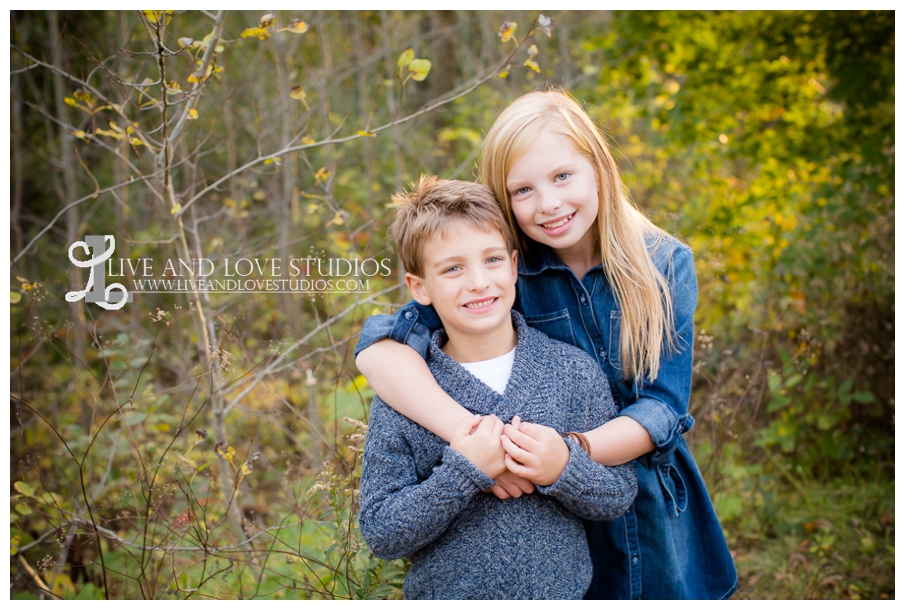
[354,234,737,600]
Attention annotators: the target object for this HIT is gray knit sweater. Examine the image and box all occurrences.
[359,312,638,600]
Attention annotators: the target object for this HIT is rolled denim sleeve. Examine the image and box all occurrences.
[620,242,697,469]
[353,300,442,360]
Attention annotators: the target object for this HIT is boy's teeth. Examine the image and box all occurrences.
[465,298,495,309]
[542,213,573,229]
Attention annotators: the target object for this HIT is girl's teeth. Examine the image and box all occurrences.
[465,298,495,309]
[542,213,574,229]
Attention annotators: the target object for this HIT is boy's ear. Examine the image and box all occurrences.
[404,272,432,306]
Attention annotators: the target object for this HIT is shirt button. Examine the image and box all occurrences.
[598,348,607,361]
[404,311,413,319]
[580,295,588,304]
[632,555,639,565]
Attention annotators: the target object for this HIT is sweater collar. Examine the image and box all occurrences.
[427,311,539,420]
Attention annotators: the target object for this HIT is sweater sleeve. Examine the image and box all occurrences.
[358,401,495,559]
[536,350,637,521]
[537,437,637,521]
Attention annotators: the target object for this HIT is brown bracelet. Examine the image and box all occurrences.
[563,431,591,454]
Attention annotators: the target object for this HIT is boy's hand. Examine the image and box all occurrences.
[486,470,536,499]
[501,416,570,486]
[450,414,506,480]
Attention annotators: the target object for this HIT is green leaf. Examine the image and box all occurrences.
[851,391,875,404]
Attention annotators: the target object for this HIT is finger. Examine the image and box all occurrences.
[501,434,535,467]
[486,484,510,500]
[514,421,556,441]
[499,480,523,498]
[504,453,532,479]
[510,415,521,430]
[502,424,540,452]
[512,476,536,495]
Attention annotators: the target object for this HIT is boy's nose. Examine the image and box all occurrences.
[466,266,491,291]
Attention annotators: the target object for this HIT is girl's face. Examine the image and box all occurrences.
[504,132,600,264]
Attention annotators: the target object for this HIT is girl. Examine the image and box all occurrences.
[355,89,737,599]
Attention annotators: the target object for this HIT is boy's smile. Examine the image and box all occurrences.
[405,222,518,363]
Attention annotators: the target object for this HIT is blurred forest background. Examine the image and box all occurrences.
[8,10,894,600]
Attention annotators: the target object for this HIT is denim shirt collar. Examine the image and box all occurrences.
[518,243,602,277]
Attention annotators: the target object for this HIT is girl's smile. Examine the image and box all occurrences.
[505,132,601,275]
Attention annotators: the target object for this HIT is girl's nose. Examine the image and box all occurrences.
[537,189,562,215]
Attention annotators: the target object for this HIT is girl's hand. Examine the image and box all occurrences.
[450,414,507,480]
[485,470,536,499]
[501,416,570,486]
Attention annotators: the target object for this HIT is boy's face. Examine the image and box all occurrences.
[405,222,518,348]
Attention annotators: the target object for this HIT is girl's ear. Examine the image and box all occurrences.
[405,272,432,306]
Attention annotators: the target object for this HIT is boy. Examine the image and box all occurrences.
[358,176,636,599]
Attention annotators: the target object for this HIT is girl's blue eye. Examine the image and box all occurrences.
[555,172,570,181]
[514,186,530,196]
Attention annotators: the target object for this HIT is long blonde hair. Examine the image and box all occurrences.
[480,89,676,382]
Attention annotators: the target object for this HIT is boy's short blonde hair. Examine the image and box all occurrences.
[390,175,514,277]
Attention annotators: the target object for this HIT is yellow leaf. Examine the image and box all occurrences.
[241,27,271,40]
[170,202,182,215]
[498,64,511,79]
[64,97,79,108]
[109,121,123,133]
[408,58,431,82]
[524,59,540,73]
[72,130,87,140]
[187,108,199,120]
[74,90,95,107]
[240,462,253,475]
[287,18,308,34]
[216,442,236,464]
[264,157,282,166]
[527,44,538,57]
[259,13,276,28]
[15,276,28,283]
[326,211,344,227]
[95,128,124,141]
[290,85,307,101]
[178,37,195,48]
[301,135,316,145]
[187,72,201,83]
[215,44,225,53]
[397,48,414,69]
[166,80,183,93]
[498,21,518,42]
[10,291,22,304]
[315,167,331,182]
[14,481,35,497]
[130,137,145,147]
[357,130,376,138]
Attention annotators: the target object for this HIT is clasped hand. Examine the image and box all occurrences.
[449,414,571,499]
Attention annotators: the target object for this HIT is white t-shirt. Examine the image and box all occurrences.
[459,347,516,395]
